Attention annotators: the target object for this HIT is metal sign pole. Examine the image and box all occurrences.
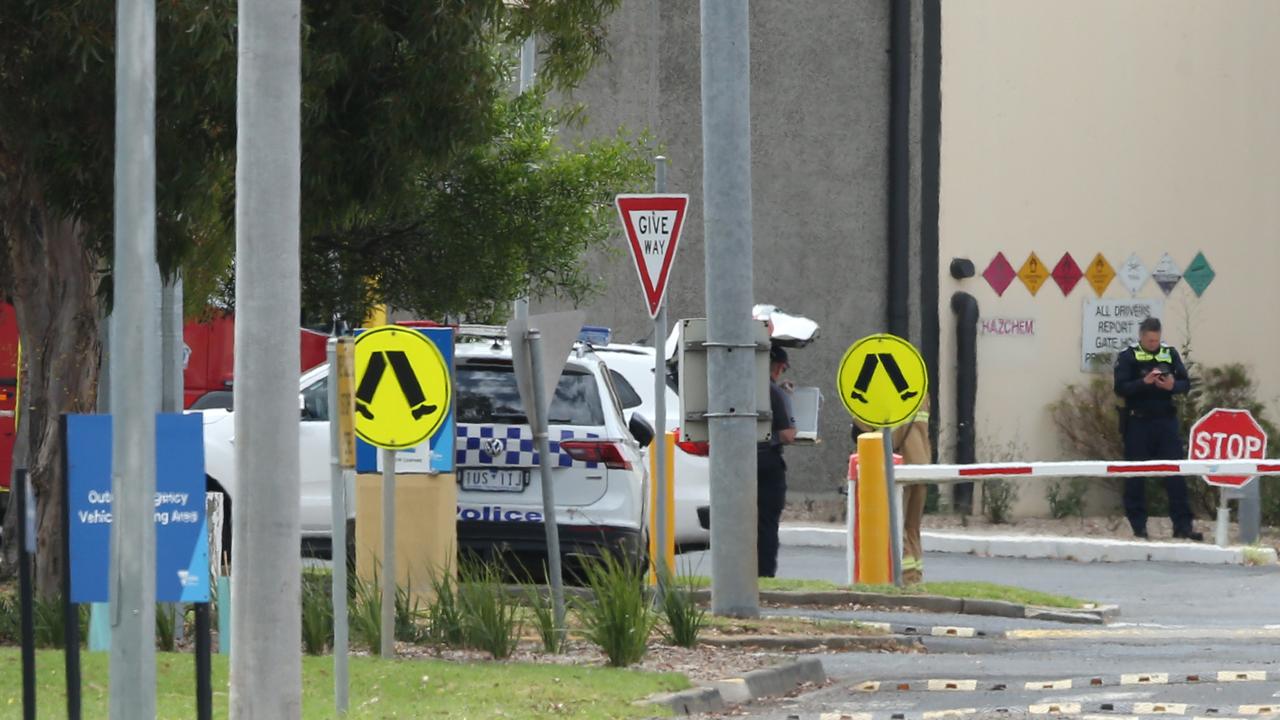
[653,156,671,595]
[882,427,904,587]
[17,469,35,720]
[380,448,396,657]
[527,329,566,640]
[327,339,351,712]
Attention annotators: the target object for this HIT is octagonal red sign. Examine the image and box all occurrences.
[1188,408,1267,488]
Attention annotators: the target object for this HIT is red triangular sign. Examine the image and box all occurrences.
[616,194,689,318]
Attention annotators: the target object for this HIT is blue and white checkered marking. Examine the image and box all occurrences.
[456,424,601,469]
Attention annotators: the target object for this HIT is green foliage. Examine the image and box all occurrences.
[981,479,1018,524]
[1049,376,1125,461]
[456,561,521,659]
[1046,478,1089,520]
[30,594,88,649]
[574,552,655,667]
[658,573,706,649]
[348,564,426,651]
[299,91,653,325]
[425,571,466,647]
[156,605,178,652]
[300,570,334,656]
[524,582,564,654]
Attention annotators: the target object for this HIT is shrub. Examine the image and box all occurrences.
[524,581,564,654]
[300,570,334,655]
[457,560,521,659]
[425,571,466,647]
[981,479,1018,524]
[1046,478,1089,520]
[349,564,426,651]
[575,551,655,667]
[658,571,705,649]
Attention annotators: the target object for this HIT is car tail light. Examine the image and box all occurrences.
[672,427,710,457]
[560,440,632,470]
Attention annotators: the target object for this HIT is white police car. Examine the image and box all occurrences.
[199,327,653,565]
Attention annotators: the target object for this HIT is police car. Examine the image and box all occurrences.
[200,326,653,565]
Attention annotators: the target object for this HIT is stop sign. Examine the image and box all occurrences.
[1188,408,1268,488]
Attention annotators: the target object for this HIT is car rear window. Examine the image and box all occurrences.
[456,363,605,427]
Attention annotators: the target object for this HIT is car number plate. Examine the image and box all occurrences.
[460,468,528,493]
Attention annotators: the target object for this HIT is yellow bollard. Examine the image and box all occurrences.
[647,431,677,586]
[855,432,892,585]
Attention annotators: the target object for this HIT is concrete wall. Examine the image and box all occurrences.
[937,1,1280,516]
[539,0,926,496]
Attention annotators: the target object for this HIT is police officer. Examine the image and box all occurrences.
[1113,317,1202,541]
[758,345,796,577]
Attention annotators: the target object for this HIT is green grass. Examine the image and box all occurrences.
[0,648,690,719]
[681,576,1089,609]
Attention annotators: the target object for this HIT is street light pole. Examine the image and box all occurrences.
[110,0,160,715]
[700,0,758,617]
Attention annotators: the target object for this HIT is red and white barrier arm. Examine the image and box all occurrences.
[894,459,1280,485]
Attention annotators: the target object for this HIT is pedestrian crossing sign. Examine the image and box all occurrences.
[837,334,927,429]
[353,325,452,450]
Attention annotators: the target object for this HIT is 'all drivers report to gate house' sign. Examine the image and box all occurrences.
[1081,298,1163,372]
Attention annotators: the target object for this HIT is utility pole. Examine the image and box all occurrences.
[652,156,671,597]
[513,35,536,324]
[700,0,758,617]
[231,0,303,715]
[110,0,159,716]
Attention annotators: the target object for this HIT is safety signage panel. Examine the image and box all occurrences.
[1084,253,1116,297]
[837,334,928,429]
[1017,252,1050,296]
[615,194,689,318]
[1118,253,1149,296]
[66,413,210,603]
[354,326,455,472]
[1051,252,1083,296]
[1151,253,1183,296]
[1183,251,1215,297]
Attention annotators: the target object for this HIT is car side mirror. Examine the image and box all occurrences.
[629,413,655,448]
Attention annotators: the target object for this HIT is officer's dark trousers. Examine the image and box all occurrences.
[1123,414,1194,535]
[757,449,788,578]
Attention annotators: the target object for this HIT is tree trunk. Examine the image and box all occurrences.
[2,197,101,597]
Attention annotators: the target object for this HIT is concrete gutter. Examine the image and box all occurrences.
[780,524,1279,566]
[645,657,827,715]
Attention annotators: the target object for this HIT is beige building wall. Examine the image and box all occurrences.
[937,1,1280,516]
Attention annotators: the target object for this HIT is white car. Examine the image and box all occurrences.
[588,343,711,551]
[199,335,653,565]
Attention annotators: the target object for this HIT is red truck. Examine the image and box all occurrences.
[0,305,330,491]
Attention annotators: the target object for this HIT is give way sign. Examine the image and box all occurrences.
[1188,408,1268,488]
[616,194,689,318]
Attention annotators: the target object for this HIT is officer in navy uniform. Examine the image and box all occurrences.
[1113,317,1202,541]
[757,345,796,577]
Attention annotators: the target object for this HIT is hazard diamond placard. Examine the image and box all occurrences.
[616,194,689,317]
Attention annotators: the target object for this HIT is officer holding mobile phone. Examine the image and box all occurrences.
[1114,317,1202,541]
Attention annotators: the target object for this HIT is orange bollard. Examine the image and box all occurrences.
[852,434,902,585]
[647,431,677,586]
[846,450,903,585]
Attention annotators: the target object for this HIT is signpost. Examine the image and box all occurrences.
[507,310,584,645]
[1189,408,1267,546]
[353,325,453,657]
[327,337,355,713]
[836,334,928,587]
[616,165,689,592]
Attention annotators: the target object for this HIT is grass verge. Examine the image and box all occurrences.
[0,648,689,719]
[682,576,1089,609]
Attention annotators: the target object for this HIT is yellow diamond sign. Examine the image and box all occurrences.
[353,325,452,450]
[1017,252,1050,296]
[1084,253,1116,297]
[837,334,928,429]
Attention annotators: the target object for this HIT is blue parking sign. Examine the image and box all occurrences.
[66,413,210,603]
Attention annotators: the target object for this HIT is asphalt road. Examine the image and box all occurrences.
[684,546,1280,718]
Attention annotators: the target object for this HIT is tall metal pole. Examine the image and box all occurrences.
[328,339,350,712]
[652,156,671,595]
[701,0,758,617]
[110,0,159,714]
[513,36,536,324]
[160,276,184,646]
[231,0,302,714]
[380,449,396,657]
[527,330,566,639]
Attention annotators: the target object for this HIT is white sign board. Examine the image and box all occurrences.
[1081,298,1163,371]
[1118,253,1150,296]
